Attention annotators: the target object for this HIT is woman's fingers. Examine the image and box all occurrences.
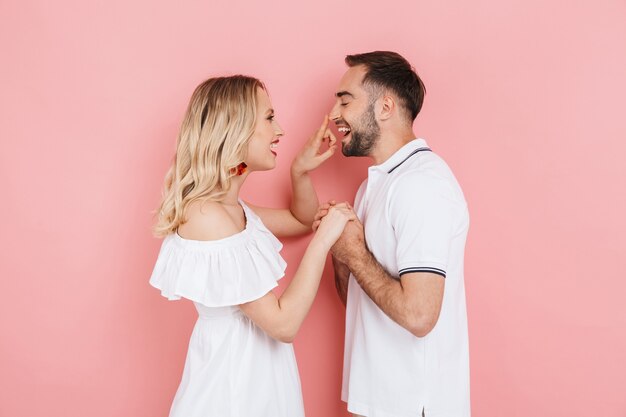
[329,206,354,222]
[314,204,362,244]
[314,202,334,219]
[313,120,337,149]
[331,206,359,227]
[314,209,328,222]
[313,115,330,146]
[324,128,337,147]
[332,202,351,210]
[317,144,337,162]
[295,116,339,173]
[316,128,337,161]
[314,201,351,229]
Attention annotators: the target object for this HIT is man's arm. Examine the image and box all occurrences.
[313,201,352,306]
[332,220,444,337]
[332,255,350,306]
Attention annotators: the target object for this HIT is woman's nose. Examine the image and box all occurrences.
[274,121,284,136]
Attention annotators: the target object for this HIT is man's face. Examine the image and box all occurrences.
[329,65,380,157]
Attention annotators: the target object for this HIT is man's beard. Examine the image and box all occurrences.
[342,103,380,157]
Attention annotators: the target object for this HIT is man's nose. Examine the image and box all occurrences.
[329,102,341,122]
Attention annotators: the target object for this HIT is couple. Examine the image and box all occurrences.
[149,51,470,417]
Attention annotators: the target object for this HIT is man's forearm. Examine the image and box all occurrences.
[332,255,350,306]
[348,249,415,331]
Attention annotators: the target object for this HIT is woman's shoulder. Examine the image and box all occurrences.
[149,200,287,307]
[178,200,242,241]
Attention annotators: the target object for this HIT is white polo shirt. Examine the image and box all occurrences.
[342,139,470,417]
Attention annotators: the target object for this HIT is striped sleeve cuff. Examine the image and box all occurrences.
[399,266,446,278]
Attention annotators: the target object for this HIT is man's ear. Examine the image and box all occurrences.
[378,95,395,121]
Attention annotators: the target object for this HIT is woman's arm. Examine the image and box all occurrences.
[250,116,337,237]
[312,201,350,306]
[239,205,354,343]
[287,164,319,227]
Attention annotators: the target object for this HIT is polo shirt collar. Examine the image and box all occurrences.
[369,138,431,174]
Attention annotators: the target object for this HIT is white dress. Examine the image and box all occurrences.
[149,201,305,417]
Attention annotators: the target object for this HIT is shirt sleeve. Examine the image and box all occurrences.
[387,171,458,278]
[353,179,368,218]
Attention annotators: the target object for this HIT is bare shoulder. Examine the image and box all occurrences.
[177,200,242,241]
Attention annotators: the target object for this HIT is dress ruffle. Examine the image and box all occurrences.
[149,203,287,307]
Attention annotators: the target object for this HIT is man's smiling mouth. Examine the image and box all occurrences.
[338,126,351,137]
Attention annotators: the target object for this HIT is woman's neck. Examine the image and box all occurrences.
[221,172,247,205]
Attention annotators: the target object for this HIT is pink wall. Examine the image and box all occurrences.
[1,0,625,416]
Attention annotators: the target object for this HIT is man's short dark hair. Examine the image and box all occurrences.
[345,51,426,121]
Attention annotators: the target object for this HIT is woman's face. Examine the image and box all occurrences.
[245,87,284,172]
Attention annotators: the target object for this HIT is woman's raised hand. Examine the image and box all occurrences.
[291,115,337,175]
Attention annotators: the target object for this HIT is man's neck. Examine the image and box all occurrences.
[370,129,417,165]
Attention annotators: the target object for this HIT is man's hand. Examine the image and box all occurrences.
[312,200,366,268]
[330,210,367,269]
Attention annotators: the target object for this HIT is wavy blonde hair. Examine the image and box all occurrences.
[154,75,265,237]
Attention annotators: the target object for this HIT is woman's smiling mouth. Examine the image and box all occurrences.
[270,139,279,155]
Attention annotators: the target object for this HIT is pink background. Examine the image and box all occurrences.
[1,0,625,416]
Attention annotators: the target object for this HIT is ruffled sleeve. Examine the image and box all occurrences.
[149,209,286,307]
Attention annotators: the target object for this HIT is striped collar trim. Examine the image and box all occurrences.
[387,147,432,173]
[369,138,431,174]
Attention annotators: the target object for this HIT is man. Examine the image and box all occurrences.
[315,51,470,417]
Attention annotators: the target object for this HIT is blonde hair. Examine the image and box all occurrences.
[153,75,265,237]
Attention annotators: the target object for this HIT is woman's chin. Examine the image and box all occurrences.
[267,155,278,170]
[252,161,277,172]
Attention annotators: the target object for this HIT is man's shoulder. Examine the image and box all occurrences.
[389,165,450,194]
[394,149,462,186]
[395,149,451,177]
[387,157,466,208]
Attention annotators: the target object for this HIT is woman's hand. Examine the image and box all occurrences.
[313,204,357,251]
[312,200,335,232]
[291,115,337,176]
[312,200,353,232]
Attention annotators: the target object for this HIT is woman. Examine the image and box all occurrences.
[149,75,354,417]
